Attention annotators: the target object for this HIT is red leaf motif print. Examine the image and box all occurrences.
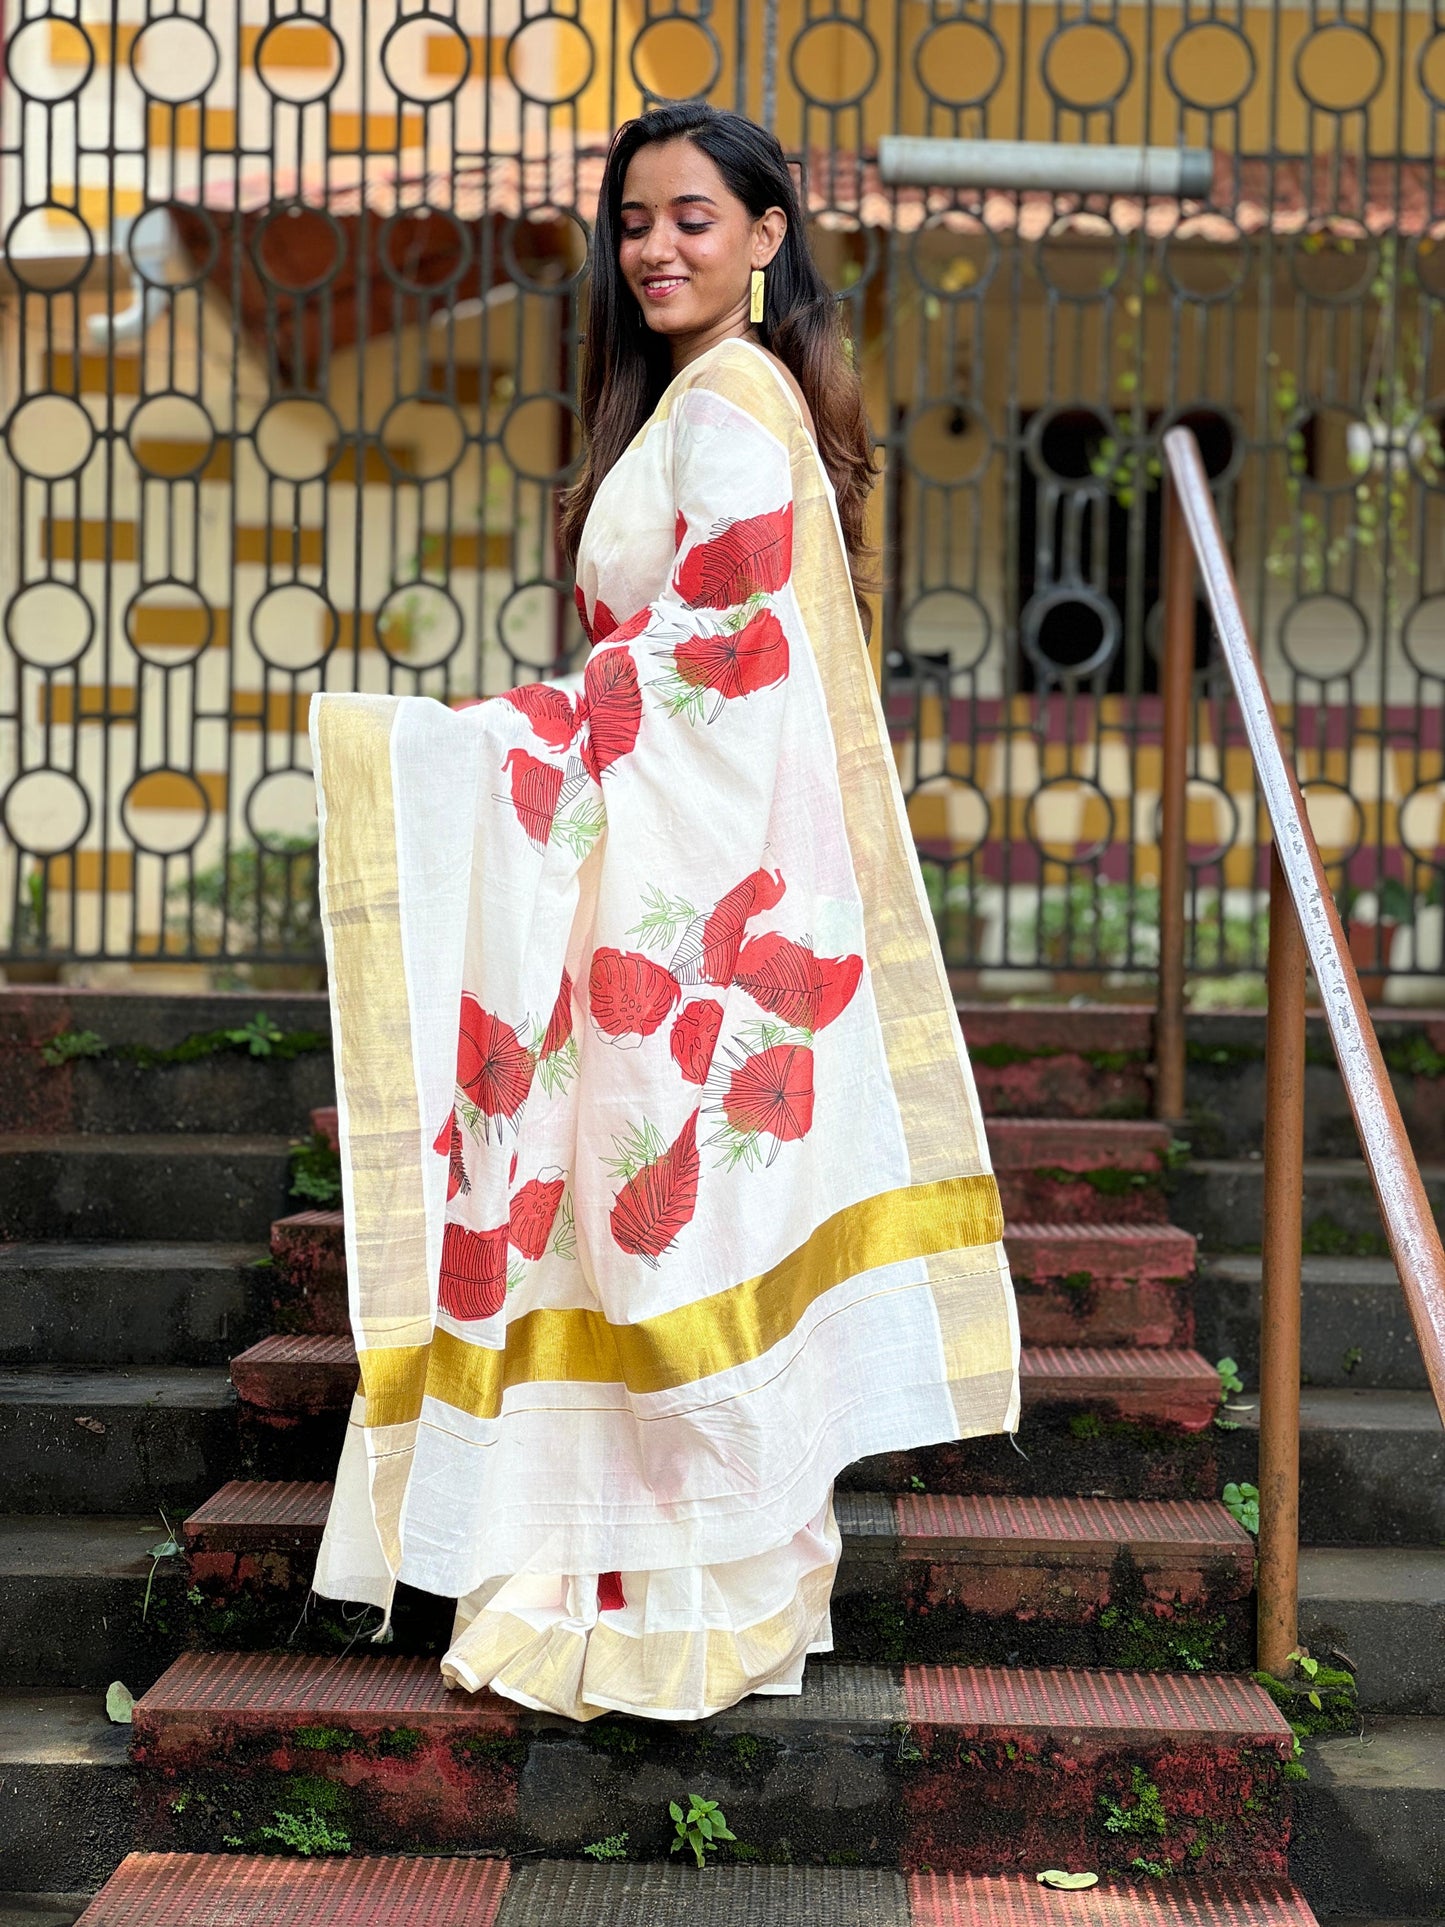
[734,934,863,1033]
[438,1220,508,1320]
[580,646,642,781]
[674,509,688,551]
[598,1571,627,1612]
[509,1174,565,1260]
[672,504,793,609]
[610,1109,700,1261]
[589,948,681,1041]
[699,868,786,986]
[673,606,789,702]
[541,969,574,1062]
[433,1110,470,1200]
[573,583,594,643]
[457,996,534,1123]
[723,1044,814,1142]
[501,682,579,753]
[670,998,723,1084]
[504,748,564,848]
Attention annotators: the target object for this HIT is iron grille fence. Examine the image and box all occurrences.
[2,0,1444,982]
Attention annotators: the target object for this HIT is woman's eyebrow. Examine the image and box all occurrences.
[618,194,719,212]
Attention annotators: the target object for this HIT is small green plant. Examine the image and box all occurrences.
[223,1013,286,1057]
[1130,1858,1172,1878]
[1222,1481,1259,1536]
[1216,1357,1244,1399]
[1341,1346,1363,1377]
[1289,1648,1323,1710]
[141,1511,181,1621]
[289,1133,342,1206]
[669,1794,736,1868]
[1100,1766,1168,1837]
[583,1832,630,1861]
[908,1474,927,1493]
[228,1807,352,1855]
[39,1029,105,1067]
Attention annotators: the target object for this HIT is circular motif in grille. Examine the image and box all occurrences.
[1278,402,1373,493]
[1163,215,1249,304]
[1295,21,1384,113]
[127,394,216,482]
[130,203,218,289]
[125,584,214,667]
[630,15,722,102]
[1279,595,1370,682]
[789,19,879,109]
[1402,595,1445,680]
[1398,782,1445,868]
[251,584,338,674]
[1164,21,1254,112]
[381,14,472,103]
[4,207,93,292]
[502,209,590,294]
[905,400,992,488]
[6,17,93,100]
[247,769,318,854]
[1025,404,1117,484]
[500,393,583,485]
[2,770,90,856]
[122,770,211,857]
[902,587,992,676]
[5,394,95,482]
[5,582,93,672]
[1024,774,1116,866]
[913,19,1005,109]
[1420,32,1445,109]
[1036,213,1124,302]
[1415,224,1445,303]
[253,205,348,296]
[1021,587,1123,684]
[809,215,878,298]
[912,212,996,301]
[505,17,595,106]
[381,207,473,295]
[1041,20,1132,112]
[907,775,990,862]
[1291,219,1378,304]
[1300,779,1365,867]
[254,18,343,102]
[130,15,220,102]
[375,582,464,670]
[498,579,573,675]
[252,399,343,485]
[375,398,469,483]
[1158,406,1244,488]
[1152,778,1239,870]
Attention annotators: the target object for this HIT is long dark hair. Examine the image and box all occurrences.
[560,104,876,626]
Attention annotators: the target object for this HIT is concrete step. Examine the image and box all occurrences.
[989,1119,1177,1226]
[1194,1254,1425,1391]
[0,1244,269,1369]
[0,1137,295,1243]
[173,1480,1255,1672]
[131,1650,1292,1873]
[1293,1717,1445,1916]
[0,1369,237,1515]
[958,1003,1155,1121]
[1006,1223,1196,1348]
[0,1693,134,1891]
[56,1858,1324,1927]
[0,990,332,1138]
[0,1896,88,1927]
[1297,1546,1445,1715]
[1170,1157,1445,1257]
[268,1212,1200,1351]
[0,1518,187,1693]
[1217,1389,1445,1545]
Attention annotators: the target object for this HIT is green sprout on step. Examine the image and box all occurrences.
[1216,1358,1244,1400]
[222,1012,286,1057]
[1099,1766,1168,1838]
[670,1794,736,1868]
[39,1028,105,1067]
[289,1133,342,1206]
[582,1832,630,1861]
[1287,1648,1323,1711]
[1222,1482,1259,1537]
[142,1510,181,1621]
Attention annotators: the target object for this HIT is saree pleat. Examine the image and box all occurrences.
[310,338,1018,1720]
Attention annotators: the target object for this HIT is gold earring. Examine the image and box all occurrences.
[749,267,765,324]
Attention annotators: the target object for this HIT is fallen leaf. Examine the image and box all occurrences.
[1037,1871,1100,1890]
[105,1681,134,1724]
[75,1416,106,1435]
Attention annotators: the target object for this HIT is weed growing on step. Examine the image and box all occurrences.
[1221,1482,1259,1536]
[1253,1653,1359,1737]
[1381,1033,1445,1079]
[293,1726,354,1753]
[1341,1346,1363,1376]
[289,1132,342,1205]
[141,1511,181,1622]
[225,1807,352,1856]
[582,1832,629,1861]
[39,1028,105,1066]
[670,1794,736,1868]
[38,1014,331,1071]
[1097,1605,1228,1673]
[1301,1215,1390,1258]
[1099,1765,1168,1838]
[1129,1858,1171,1878]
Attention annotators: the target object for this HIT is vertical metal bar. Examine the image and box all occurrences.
[1258,841,1306,1679]
[1155,481,1191,1122]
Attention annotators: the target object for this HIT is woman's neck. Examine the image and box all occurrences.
[669,311,758,374]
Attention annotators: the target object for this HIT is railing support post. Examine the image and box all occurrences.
[1258,841,1306,1678]
[1156,481,1192,1121]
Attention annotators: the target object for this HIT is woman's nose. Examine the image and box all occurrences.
[638,224,676,267]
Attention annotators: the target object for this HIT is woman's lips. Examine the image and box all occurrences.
[641,277,687,301]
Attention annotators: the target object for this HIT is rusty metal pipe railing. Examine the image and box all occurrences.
[1157,426,1445,1677]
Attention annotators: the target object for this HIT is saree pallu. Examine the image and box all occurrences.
[311,337,1019,1722]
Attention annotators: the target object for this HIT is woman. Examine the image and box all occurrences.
[310,103,1018,1722]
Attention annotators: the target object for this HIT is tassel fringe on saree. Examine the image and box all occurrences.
[310,338,1019,1721]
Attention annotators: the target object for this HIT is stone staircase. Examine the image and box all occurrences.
[2,989,1442,1923]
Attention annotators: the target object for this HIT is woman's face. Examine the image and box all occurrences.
[617,139,784,361]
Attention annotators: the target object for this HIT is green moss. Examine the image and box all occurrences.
[727,1732,780,1778]
[1100,1766,1168,1837]
[1060,1271,1095,1300]
[1034,1163,1153,1196]
[374,1726,425,1759]
[1187,1040,1265,1068]
[1382,1033,1445,1079]
[289,1133,342,1206]
[1097,1606,1228,1672]
[293,1726,354,1753]
[1083,1049,1149,1073]
[1253,1666,1359,1736]
[274,1774,352,1817]
[1300,1215,1391,1258]
[451,1734,529,1768]
[972,1041,1056,1069]
[582,1721,644,1758]
[1069,1413,1105,1440]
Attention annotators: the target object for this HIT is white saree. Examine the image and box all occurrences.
[310,337,1019,1721]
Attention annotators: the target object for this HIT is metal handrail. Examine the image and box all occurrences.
[1155,427,1445,1676]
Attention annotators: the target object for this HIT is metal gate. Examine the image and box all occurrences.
[3,1,1444,982]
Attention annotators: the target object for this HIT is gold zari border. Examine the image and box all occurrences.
[359,1170,1003,1428]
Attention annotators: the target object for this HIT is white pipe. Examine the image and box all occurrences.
[86,213,175,347]
[878,137,1213,200]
